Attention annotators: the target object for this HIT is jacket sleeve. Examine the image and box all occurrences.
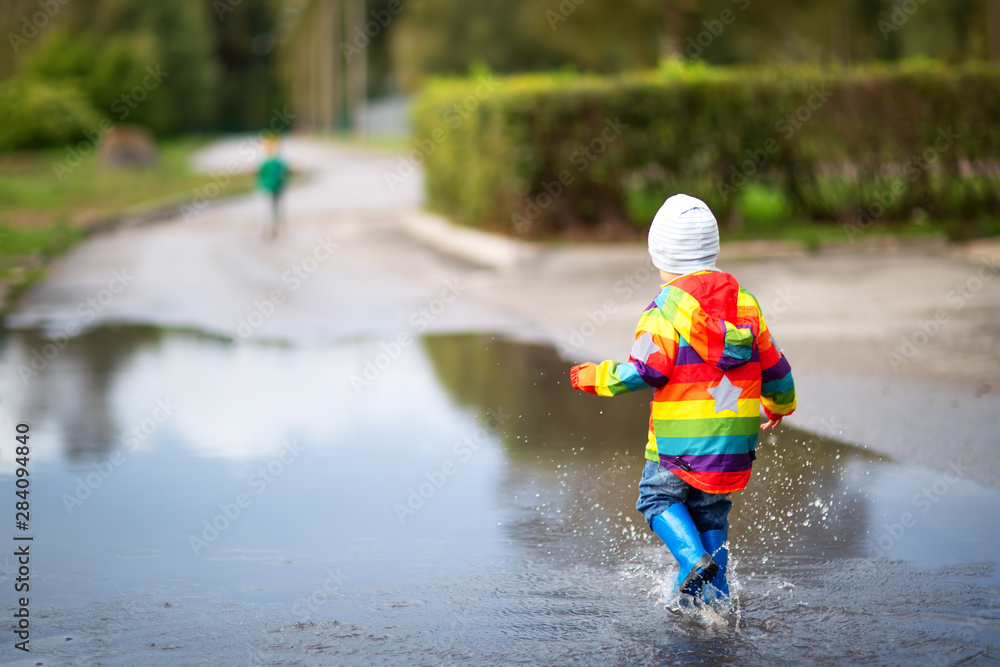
[757,314,796,420]
[570,306,678,397]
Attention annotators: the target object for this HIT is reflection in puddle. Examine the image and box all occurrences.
[0,328,997,665]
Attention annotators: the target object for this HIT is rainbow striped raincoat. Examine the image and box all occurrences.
[571,270,796,494]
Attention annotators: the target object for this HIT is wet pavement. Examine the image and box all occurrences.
[0,330,997,665]
[1,138,998,664]
[8,138,1000,488]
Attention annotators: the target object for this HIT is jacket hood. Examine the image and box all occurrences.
[659,271,758,371]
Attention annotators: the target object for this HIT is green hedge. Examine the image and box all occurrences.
[412,60,1000,239]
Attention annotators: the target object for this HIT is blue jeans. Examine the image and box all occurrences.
[636,460,731,533]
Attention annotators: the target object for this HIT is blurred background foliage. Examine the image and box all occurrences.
[391,0,995,86]
[388,0,663,89]
[1,0,996,148]
[0,0,998,238]
[0,0,278,147]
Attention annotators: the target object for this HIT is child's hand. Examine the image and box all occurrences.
[761,416,783,430]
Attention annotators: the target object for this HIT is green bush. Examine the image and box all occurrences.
[735,183,793,233]
[413,60,1000,239]
[0,77,99,151]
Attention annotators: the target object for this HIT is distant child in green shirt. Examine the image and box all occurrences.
[258,135,290,240]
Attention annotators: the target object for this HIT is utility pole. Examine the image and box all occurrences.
[285,0,367,135]
[347,0,367,138]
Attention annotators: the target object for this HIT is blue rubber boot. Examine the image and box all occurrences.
[650,504,718,596]
[700,529,729,602]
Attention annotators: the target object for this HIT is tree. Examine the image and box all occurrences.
[47,0,218,133]
[209,0,287,131]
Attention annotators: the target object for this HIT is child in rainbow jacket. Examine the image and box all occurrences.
[570,194,796,601]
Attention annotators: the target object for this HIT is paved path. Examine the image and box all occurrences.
[8,137,1000,488]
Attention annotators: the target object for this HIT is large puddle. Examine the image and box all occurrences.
[0,328,997,665]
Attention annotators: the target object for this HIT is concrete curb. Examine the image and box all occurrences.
[399,210,541,269]
[400,208,992,270]
[399,209,814,269]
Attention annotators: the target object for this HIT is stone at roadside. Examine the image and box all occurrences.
[100,125,158,167]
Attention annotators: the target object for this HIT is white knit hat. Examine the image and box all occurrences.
[648,194,720,274]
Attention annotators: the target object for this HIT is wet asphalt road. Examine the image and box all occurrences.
[7,136,1000,489]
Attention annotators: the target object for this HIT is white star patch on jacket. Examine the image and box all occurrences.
[630,332,660,363]
[707,375,742,414]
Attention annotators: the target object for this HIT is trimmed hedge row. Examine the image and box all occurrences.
[411,61,1000,239]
